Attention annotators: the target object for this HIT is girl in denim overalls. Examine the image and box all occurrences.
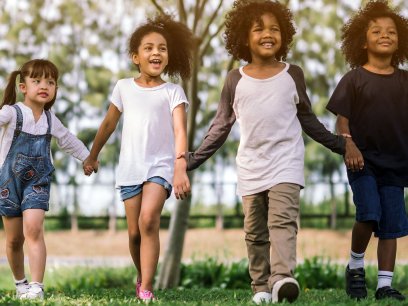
[83,14,192,302]
[0,59,92,300]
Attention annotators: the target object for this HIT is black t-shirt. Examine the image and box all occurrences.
[327,66,408,187]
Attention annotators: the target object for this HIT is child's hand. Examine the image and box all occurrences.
[173,158,191,200]
[83,157,99,176]
[344,138,364,171]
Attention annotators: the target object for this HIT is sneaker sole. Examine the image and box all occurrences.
[278,282,299,303]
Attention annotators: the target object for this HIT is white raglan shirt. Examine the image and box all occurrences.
[110,78,188,187]
[233,64,305,195]
[0,102,89,167]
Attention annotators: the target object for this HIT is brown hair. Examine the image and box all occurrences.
[1,59,59,110]
[128,13,194,81]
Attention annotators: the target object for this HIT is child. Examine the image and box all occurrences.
[82,14,193,301]
[180,0,346,304]
[0,59,92,299]
[327,0,408,301]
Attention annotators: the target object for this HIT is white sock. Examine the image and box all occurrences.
[14,277,28,285]
[377,271,393,289]
[349,250,365,269]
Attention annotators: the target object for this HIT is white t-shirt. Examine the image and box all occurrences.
[110,78,189,187]
[0,102,90,167]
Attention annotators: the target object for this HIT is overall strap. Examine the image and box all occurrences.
[11,105,23,136]
[45,110,52,134]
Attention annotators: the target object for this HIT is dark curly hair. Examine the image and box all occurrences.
[128,13,194,80]
[341,0,408,68]
[224,0,296,63]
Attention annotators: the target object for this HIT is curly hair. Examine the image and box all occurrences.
[341,0,408,68]
[224,0,296,63]
[128,13,194,80]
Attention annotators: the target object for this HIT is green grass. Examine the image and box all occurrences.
[0,288,407,305]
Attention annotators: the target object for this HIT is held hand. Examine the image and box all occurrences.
[176,151,186,160]
[344,139,364,172]
[173,158,190,200]
[83,157,99,176]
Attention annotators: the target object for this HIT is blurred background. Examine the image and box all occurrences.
[1,0,408,294]
[2,0,407,232]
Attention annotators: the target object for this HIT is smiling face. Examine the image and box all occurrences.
[19,75,57,109]
[132,31,169,81]
[247,13,282,63]
[365,17,398,59]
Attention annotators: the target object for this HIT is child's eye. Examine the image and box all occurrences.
[33,79,40,84]
[48,80,56,86]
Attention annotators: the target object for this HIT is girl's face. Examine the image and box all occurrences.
[247,13,282,62]
[132,32,169,79]
[364,17,398,57]
[19,74,57,109]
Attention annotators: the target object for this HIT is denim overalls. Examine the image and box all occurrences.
[0,105,54,216]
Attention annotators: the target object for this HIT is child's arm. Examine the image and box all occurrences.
[336,115,364,171]
[51,113,90,162]
[288,65,345,154]
[83,103,121,174]
[172,103,190,200]
[184,72,237,171]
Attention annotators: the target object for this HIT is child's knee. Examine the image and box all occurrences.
[139,215,160,234]
[23,225,43,241]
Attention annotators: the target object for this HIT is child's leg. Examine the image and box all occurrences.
[138,182,166,292]
[267,183,300,286]
[22,209,46,283]
[124,194,143,277]
[2,216,25,280]
[377,238,396,277]
[241,191,269,294]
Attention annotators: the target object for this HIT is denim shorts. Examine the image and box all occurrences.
[350,175,408,239]
[119,176,172,201]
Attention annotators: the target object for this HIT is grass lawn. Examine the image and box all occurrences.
[0,288,407,305]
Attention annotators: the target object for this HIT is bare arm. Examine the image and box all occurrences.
[83,103,121,175]
[172,103,190,200]
[336,115,364,171]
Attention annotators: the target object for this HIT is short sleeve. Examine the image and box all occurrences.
[169,84,189,113]
[327,72,355,118]
[110,81,123,112]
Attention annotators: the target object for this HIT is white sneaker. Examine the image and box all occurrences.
[252,291,272,304]
[20,282,44,300]
[271,277,299,303]
[15,281,30,298]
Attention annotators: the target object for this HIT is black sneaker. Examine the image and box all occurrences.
[375,286,406,301]
[345,265,367,299]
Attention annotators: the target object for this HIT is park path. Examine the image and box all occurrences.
[1,228,408,266]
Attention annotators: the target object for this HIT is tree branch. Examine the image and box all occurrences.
[178,0,187,23]
[199,20,225,59]
[150,0,166,15]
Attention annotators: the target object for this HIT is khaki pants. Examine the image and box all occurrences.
[242,183,300,293]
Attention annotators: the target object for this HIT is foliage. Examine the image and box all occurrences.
[1,256,408,304]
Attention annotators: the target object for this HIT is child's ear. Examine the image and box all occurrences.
[132,53,140,65]
[18,83,27,94]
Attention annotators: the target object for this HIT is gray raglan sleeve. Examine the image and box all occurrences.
[288,65,345,155]
[186,70,239,170]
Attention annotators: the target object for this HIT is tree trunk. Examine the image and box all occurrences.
[155,173,194,289]
[329,178,337,229]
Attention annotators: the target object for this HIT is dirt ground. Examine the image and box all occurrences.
[1,228,408,264]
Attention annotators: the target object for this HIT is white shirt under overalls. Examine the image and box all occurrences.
[0,102,89,167]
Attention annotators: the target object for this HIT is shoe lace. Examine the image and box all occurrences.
[349,269,366,289]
